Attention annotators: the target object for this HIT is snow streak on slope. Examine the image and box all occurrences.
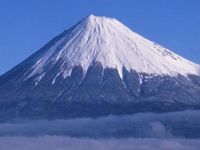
[26,15,200,83]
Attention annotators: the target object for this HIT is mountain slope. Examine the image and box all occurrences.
[26,15,200,82]
[0,15,200,120]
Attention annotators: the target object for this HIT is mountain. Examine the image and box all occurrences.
[0,15,200,120]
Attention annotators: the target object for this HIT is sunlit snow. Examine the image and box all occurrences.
[24,15,200,85]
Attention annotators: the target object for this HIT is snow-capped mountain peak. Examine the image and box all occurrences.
[1,15,200,119]
[26,15,200,83]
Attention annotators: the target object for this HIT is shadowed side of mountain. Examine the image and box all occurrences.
[0,63,200,121]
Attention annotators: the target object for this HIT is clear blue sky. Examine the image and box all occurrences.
[0,0,200,75]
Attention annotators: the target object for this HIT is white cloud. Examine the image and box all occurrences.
[0,110,200,149]
[0,110,200,138]
[0,136,200,150]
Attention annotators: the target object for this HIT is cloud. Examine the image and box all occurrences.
[0,136,200,150]
[0,110,200,149]
[0,110,199,138]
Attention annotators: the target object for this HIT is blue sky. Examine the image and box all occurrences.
[0,0,200,75]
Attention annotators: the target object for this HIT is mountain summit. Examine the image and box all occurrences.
[0,15,200,120]
[26,15,200,83]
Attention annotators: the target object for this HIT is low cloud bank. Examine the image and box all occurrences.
[0,136,200,150]
[0,110,200,138]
